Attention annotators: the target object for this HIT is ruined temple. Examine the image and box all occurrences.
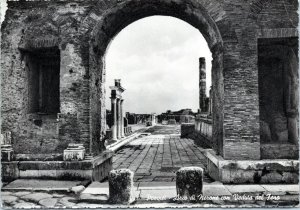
[1,0,298,183]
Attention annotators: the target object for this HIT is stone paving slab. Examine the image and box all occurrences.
[225,185,266,194]
[203,184,232,196]
[139,188,177,201]
[261,184,299,195]
[138,182,176,189]
[2,179,81,191]
[81,182,109,195]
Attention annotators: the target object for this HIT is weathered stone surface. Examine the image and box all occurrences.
[58,196,77,208]
[108,169,134,204]
[79,193,109,203]
[0,0,299,184]
[282,172,299,183]
[39,198,58,208]
[176,167,203,200]
[70,185,85,194]
[21,192,53,203]
[260,172,283,184]
[203,183,231,196]
[3,179,82,191]
[2,195,18,204]
[1,191,12,196]
[205,150,299,184]
[13,202,41,208]
[14,191,32,197]
[81,181,109,195]
[225,185,265,194]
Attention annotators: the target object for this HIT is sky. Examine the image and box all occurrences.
[0,0,7,24]
[0,2,212,114]
[105,16,212,114]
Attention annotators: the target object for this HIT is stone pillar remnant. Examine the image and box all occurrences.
[176,167,203,200]
[199,57,207,112]
[108,169,134,204]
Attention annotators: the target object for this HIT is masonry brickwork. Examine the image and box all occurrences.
[1,0,298,161]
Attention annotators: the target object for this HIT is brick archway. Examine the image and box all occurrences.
[88,0,225,155]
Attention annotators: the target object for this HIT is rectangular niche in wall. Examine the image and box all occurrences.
[258,37,298,159]
[25,47,60,114]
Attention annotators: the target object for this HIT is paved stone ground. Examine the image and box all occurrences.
[2,182,299,208]
[2,125,298,208]
[112,125,213,182]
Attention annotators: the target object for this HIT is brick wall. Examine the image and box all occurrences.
[1,0,298,160]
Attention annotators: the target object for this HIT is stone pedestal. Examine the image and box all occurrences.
[176,167,203,200]
[108,169,134,204]
[63,143,85,161]
[1,145,14,162]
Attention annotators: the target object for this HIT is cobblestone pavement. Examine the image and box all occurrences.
[112,125,213,182]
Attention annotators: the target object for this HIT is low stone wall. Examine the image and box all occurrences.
[204,149,299,184]
[180,117,213,148]
[1,150,114,182]
[195,117,212,139]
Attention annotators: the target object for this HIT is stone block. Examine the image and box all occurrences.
[260,172,283,183]
[282,172,299,183]
[180,123,195,138]
[176,167,203,200]
[108,169,134,204]
[63,143,85,161]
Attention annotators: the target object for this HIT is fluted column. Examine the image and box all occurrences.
[111,98,117,141]
[120,99,125,138]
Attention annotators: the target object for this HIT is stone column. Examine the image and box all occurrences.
[111,98,117,141]
[117,99,122,139]
[120,99,125,138]
[199,57,207,112]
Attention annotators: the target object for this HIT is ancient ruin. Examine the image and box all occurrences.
[1,0,299,187]
[109,79,125,141]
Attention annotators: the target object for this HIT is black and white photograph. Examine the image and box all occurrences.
[0,0,299,208]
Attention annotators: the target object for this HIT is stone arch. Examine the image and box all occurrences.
[88,0,225,155]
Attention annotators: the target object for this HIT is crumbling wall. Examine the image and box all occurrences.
[1,1,94,158]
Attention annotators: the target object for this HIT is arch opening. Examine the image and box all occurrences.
[89,0,224,155]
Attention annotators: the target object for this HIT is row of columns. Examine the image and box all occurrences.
[110,79,125,141]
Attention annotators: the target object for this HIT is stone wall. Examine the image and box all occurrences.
[1,0,298,161]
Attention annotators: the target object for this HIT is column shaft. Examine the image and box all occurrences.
[121,100,125,137]
[111,98,117,140]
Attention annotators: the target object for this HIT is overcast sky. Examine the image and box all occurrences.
[0,1,7,23]
[106,16,212,114]
[0,2,212,114]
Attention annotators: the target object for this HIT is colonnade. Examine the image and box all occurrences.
[110,79,125,141]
